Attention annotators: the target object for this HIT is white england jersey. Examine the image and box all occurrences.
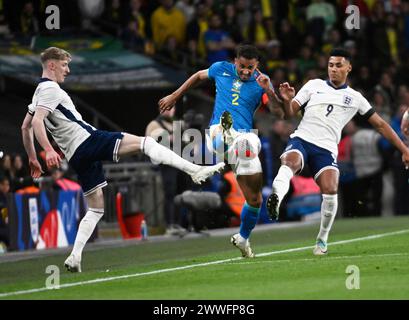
[291,79,374,156]
[28,78,96,160]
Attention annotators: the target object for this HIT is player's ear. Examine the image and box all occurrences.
[348,63,352,73]
[48,60,55,71]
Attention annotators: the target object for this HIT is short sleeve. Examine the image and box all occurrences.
[36,86,62,113]
[357,94,375,119]
[27,103,35,116]
[208,61,224,80]
[293,80,314,106]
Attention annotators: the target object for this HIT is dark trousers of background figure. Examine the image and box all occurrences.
[0,225,9,246]
[339,180,359,218]
[354,171,383,217]
[392,163,409,215]
[160,165,184,227]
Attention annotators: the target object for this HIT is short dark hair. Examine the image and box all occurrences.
[329,48,351,62]
[236,44,259,60]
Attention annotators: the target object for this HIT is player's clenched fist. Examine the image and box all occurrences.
[158,94,177,113]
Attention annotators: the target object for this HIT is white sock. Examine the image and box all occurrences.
[142,136,199,175]
[272,165,294,203]
[71,208,104,258]
[317,194,338,243]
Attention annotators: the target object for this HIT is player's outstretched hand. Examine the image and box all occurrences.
[279,82,295,101]
[255,68,271,91]
[45,149,62,169]
[158,94,177,113]
[29,159,44,178]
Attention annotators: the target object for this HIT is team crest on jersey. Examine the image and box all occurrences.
[232,79,243,92]
[343,95,353,106]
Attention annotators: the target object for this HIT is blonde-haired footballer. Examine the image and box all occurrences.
[21,47,224,272]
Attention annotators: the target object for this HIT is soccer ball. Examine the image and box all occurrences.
[232,133,261,160]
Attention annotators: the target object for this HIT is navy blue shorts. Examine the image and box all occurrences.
[281,137,339,180]
[69,130,124,196]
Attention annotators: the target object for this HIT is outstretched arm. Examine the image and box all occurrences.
[31,108,62,169]
[21,112,44,178]
[158,69,209,113]
[368,112,409,168]
[279,82,299,119]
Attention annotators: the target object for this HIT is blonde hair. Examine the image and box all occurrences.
[40,47,72,64]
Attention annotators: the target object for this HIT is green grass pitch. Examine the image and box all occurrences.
[0,216,409,299]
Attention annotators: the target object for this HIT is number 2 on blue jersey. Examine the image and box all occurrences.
[232,93,239,106]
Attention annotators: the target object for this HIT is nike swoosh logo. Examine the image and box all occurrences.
[222,72,231,76]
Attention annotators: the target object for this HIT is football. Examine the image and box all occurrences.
[232,132,261,160]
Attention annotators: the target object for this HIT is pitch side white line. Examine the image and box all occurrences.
[1,229,408,298]
[233,252,409,265]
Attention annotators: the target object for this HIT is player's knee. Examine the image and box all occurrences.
[86,188,105,209]
[321,185,338,195]
[281,160,300,174]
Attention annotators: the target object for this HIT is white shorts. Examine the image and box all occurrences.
[206,124,262,176]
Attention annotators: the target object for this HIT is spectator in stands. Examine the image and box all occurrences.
[306,0,337,46]
[126,0,146,38]
[244,6,274,51]
[151,0,186,52]
[351,124,385,216]
[372,90,392,124]
[222,3,244,47]
[100,0,125,36]
[145,107,187,236]
[186,2,209,65]
[354,65,375,93]
[277,19,300,59]
[286,58,301,85]
[11,153,30,192]
[19,1,39,37]
[0,1,11,38]
[368,1,392,69]
[175,0,195,24]
[50,167,81,192]
[374,72,396,112]
[403,1,409,55]
[0,153,12,182]
[203,13,235,64]
[121,19,146,52]
[217,166,246,228]
[235,0,251,38]
[296,45,317,76]
[321,29,342,56]
[0,175,10,251]
[265,40,286,74]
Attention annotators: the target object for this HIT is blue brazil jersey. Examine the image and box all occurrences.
[208,61,265,131]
